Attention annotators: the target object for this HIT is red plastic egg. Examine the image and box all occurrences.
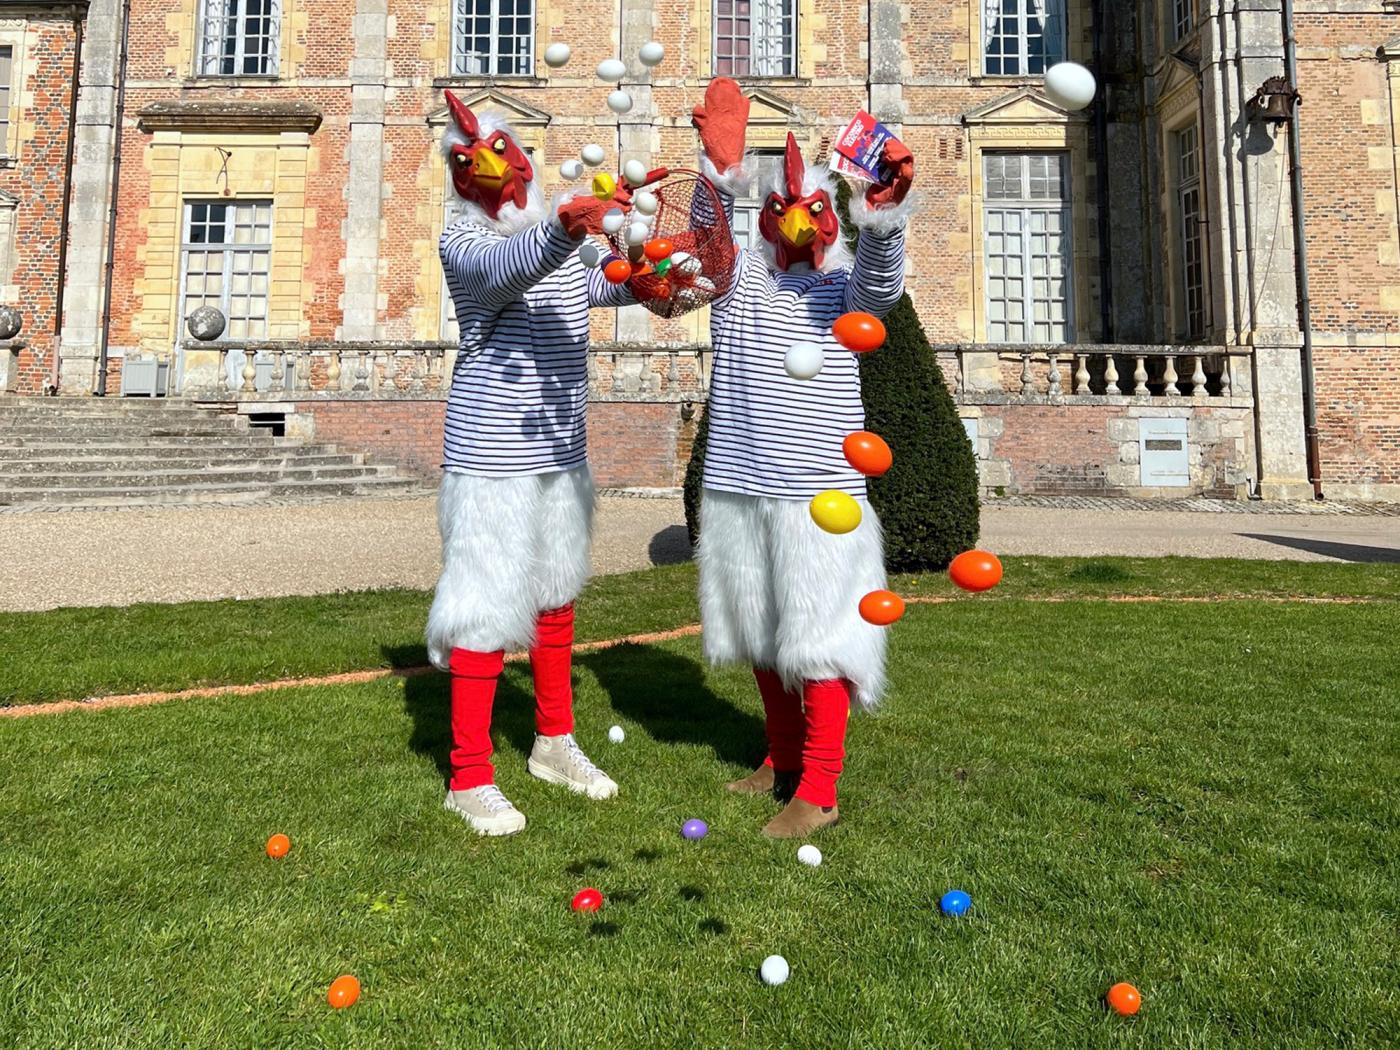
[1107,982,1141,1017]
[859,590,905,626]
[948,550,1003,593]
[843,431,893,477]
[571,888,604,913]
[265,833,290,859]
[832,312,886,353]
[327,974,360,1009]
[603,259,633,284]
[643,238,674,263]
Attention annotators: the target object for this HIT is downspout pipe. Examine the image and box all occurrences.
[93,0,130,397]
[1090,0,1113,341]
[49,5,85,395]
[1281,0,1323,498]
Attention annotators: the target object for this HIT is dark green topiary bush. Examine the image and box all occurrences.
[683,179,981,570]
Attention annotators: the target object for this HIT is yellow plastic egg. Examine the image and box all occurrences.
[591,172,617,201]
[809,490,863,535]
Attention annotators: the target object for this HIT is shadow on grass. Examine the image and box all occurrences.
[578,642,764,770]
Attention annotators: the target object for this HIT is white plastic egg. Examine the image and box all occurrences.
[797,844,822,867]
[633,190,658,215]
[1044,62,1097,112]
[623,160,649,186]
[597,59,627,83]
[578,242,601,268]
[608,725,625,743]
[559,159,583,180]
[638,41,665,67]
[607,90,634,115]
[625,221,649,246]
[601,208,626,234]
[581,143,606,167]
[544,43,571,68]
[784,342,824,381]
[760,955,790,986]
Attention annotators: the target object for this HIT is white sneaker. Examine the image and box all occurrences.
[527,734,619,800]
[443,784,527,836]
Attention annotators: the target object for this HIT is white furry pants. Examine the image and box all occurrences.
[696,488,888,710]
[426,466,595,667]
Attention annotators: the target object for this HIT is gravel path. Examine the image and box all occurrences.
[1,494,1395,613]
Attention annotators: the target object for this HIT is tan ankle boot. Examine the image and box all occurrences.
[726,765,800,803]
[761,797,839,839]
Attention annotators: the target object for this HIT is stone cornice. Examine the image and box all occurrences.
[136,100,323,134]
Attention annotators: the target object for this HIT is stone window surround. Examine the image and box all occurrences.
[967,0,1089,83]
[0,21,31,166]
[174,0,298,84]
[1155,81,1212,343]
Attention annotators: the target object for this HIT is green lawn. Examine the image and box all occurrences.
[2,561,1398,1046]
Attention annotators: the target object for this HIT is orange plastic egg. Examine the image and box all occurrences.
[949,550,1003,593]
[832,312,886,353]
[843,431,893,477]
[859,590,905,626]
[1106,982,1141,1017]
[265,833,290,859]
[643,238,674,263]
[327,975,360,1010]
[603,259,633,284]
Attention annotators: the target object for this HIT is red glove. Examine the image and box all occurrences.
[692,78,750,174]
[556,188,632,239]
[866,139,914,208]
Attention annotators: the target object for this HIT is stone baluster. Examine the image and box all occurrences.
[1221,356,1233,398]
[952,351,964,394]
[411,351,427,394]
[1133,356,1148,396]
[354,350,370,392]
[295,350,310,393]
[1162,355,1179,396]
[612,352,624,394]
[1190,355,1207,398]
[1020,353,1034,399]
[645,352,659,393]
[326,348,342,392]
[218,348,233,394]
[1074,353,1090,394]
[241,349,257,393]
[268,348,284,394]
[587,350,598,387]
[1104,354,1119,395]
[1047,352,1062,398]
[667,350,680,392]
[381,350,396,393]
[699,349,711,393]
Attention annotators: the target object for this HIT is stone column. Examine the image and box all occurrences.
[340,0,389,341]
[615,0,656,343]
[867,0,905,125]
[57,0,124,395]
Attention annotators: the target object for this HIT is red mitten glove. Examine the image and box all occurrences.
[692,78,750,174]
[866,139,914,208]
[557,190,632,239]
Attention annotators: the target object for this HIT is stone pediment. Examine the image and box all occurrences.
[962,89,1089,126]
[428,89,551,128]
[745,87,798,126]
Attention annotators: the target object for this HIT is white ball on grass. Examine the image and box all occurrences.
[597,59,627,83]
[559,159,584,180]
[760,955,790,986]
[608,725,625,743]
[578,242,601,268]
[581,143,606,167]
[543,43,571,68]
[638,41,665,67]
[796,844,822,867]
[607,90,634,115]
[1044,62,1097,112]
[601,209,626,234]
[784,341,824,381]
[623,160,649,186]
[625,221,649,246]
[633,190,658,215]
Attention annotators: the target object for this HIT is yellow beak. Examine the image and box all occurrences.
[778,206,818,248]
[472,148,509,186]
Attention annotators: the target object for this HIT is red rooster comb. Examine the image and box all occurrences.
[783,132,804,200]
[445,90,481,142]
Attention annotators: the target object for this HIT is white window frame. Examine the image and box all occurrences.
[729,151,783,251]
[452,0,535,77]
[1171,0,1196,44]
[1172,123,1206,341]
[0,46,12,157]
[179,199,274,342]
[196,0,281,77]
[713,0,797,78]
[982,152,1074,344]
[982,0,1064,78]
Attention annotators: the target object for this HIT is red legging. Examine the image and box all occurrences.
[448,605,577,790]
[752,668,852,808]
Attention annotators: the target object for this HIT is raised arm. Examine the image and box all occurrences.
[440,218,577,312]
[691,78,751,314]
[843,139,916,318]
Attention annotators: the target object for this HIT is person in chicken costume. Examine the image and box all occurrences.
[691,80,916,838]
[427,90,635,836]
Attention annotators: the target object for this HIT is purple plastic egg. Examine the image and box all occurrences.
[681,819,708,840]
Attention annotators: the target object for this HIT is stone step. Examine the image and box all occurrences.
[0,462,398,490]
[0,475,432,508]
[0,404,230,420]
[0,435,305,452]
[0,425,259,440]
[0,452,363,475]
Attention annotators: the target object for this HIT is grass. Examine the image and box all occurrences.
[3,557,1397,706]
[1,561,1398,1046]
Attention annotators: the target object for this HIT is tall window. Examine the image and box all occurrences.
[714,0,796,77]
[181,201,273,341]
[198,0,280,76]
[453,0,534,76]
[983,153,1072,344]
[983,0,1064,76]
[1172,0,1196,43]
[0,47,12,155]
[1174,125,1206,340]
[729,152,782,250]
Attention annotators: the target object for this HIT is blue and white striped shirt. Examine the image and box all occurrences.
[439,217,632,476]
[703,224,907,501]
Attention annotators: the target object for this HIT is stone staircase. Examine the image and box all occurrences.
[0,398,433,509]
